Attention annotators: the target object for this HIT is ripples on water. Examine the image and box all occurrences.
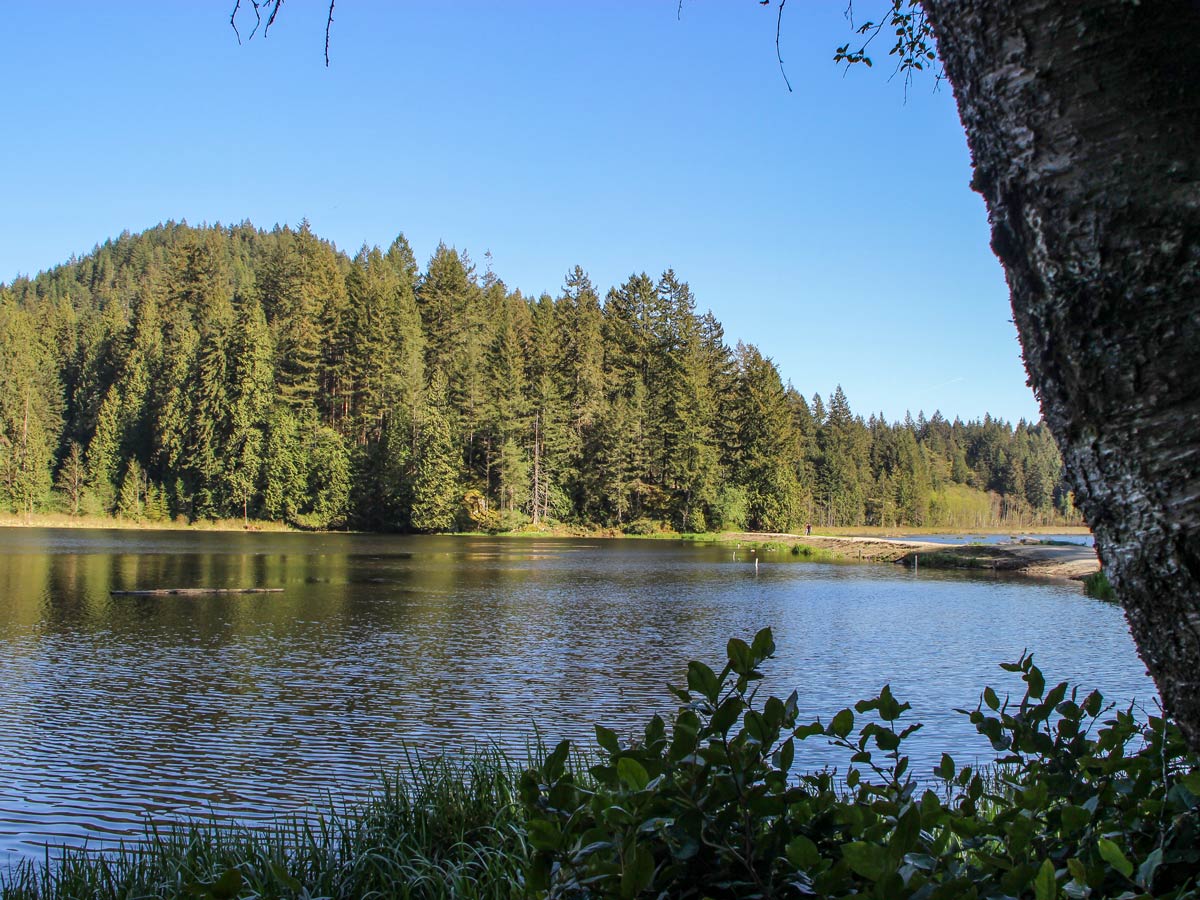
[0,528,1149,863]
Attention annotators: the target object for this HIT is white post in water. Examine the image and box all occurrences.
[914,553,918,574]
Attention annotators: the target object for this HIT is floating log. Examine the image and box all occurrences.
[110,588,283,596]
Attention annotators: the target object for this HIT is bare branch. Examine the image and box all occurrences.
[325,0,335,67]
[230,0,243,45]
[775,0,793,92]
[263,0,283,37]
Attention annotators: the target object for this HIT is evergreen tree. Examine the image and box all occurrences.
[0,221,1079,534]
[225,293,274,522]
[116,459,144,520]
[86,389,122,513]
[188,278,235,517]
[301,425,351,529]
[56,441,87,516]
[262,404,306,522]
[0,302,57,518]
[410,372,461,533]
[733,343,803,532]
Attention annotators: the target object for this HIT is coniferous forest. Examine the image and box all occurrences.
[0,222,1081,533]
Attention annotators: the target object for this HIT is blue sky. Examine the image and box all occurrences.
[0,2,1038,424]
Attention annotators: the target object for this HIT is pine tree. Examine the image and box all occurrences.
[410,372,461,533]
[188,283,235,517]
[733,343,803,532]
[486,295,531,516]
[655,272,719,530]
[86,389,122,513]
[116,459,144,520]
[301,425,351,529]
[225,293,274,523]
[258,224,346,411]
[0,302,60,519]
[556,267,605,514]
[55,441,87,516]
[815,385,868,526]
[262,404,305,522]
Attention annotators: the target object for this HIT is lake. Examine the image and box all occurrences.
[0,528,1152,864]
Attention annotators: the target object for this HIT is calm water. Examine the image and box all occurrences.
[0,528,1149,863]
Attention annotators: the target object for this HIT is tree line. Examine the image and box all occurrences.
[0,222,1080,532]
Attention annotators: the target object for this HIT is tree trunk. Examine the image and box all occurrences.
[922,0,1200,749]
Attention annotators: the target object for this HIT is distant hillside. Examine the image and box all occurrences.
[0,222,1080,531]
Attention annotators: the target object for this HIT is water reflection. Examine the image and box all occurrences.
[0,528,1148,863]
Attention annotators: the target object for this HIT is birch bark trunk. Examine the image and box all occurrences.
[922,0,1200,748]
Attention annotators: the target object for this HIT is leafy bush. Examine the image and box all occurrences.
[520,628,1199,899]
[623,519,669,536]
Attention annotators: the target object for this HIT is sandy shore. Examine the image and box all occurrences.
[719,531,1100,581]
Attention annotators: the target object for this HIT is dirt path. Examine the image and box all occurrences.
[719,532,1100,581]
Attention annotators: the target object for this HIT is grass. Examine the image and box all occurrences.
[0,512,297,533]
[0,749,531,900]
[1082,569,1116,601]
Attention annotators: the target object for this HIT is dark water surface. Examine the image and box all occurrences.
[0,528,1150,863]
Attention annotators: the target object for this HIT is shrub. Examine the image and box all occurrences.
[520,628,1200,899]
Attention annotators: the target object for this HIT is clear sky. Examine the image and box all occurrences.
[0,2,1040,424]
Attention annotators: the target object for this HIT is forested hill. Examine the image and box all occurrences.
[0,222,1079,532]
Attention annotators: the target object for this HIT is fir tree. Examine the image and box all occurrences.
[410,372,461,533]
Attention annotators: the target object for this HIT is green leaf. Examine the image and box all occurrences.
[1098,837,1133,878]
[1066,857,1088,884]
[268,861,301,892]
[786,835,820,869]
[710,696,744,734]
[794,720,824,740]
[211,869,243,900]
[1136,847,1163,890]
[936,753,955,779]
[750,626,775,661]
[1026,665,1046,699]
[829,708,854,738]
[687,661,721,702]
[545,739,571,780]
[727,637,753,673]
[776,736,795,772]
[842,842,889,881]
[984,686,1000,710]
[617,757,650,791]
[1179,771,1200,796]
[620,843,655,899]
[527,855,551,892]
[596,724,621,755]
[1033,857,1057,900]
[1060,805,1090,833]
[878,685,908,721]
[527,819,562,851]
[890,806,921,856]
[744,709,770,743]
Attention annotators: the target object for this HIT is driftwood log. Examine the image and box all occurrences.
[110,588,283,596]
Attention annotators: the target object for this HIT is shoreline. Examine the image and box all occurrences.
[0,514,297,534]
[0,516,1098,581]
[716,530,1099,581]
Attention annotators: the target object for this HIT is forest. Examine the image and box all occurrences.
[0,222,1080,533]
